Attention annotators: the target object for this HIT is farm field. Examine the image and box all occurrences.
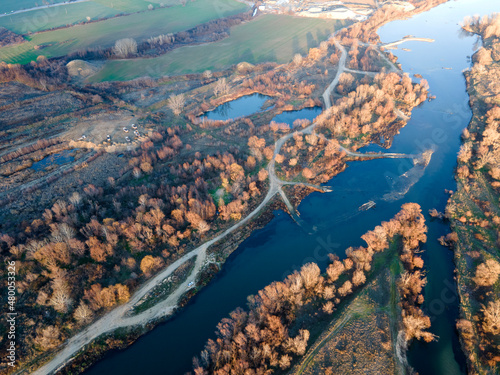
[0,0,248,64]
[90,14,351,81]
[0,0,67,14]
[93,0,182,11]
[0,2,121,34]
[0,0,184,34]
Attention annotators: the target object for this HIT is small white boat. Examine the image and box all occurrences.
[359,201,376,211]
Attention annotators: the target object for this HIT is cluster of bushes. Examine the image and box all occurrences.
[0,60,68,91]
[0,27,24,47]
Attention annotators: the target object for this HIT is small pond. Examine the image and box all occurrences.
[202,93,271,121]
[271,106,322,127]
[31,149,75,171]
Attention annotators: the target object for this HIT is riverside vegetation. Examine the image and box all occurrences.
[444,13,500,375]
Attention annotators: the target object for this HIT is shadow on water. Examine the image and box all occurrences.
[270,106,322,126]
[84,1,498,374]
[202,93,271,121]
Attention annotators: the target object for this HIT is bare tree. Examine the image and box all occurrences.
[113,38,138,58]
[167,93,185,116]
[474,259,500,287]
[49,288,72,313]
[197,220,210,235]
[213,78,230,97]
[402,314,435,342]
[69,191,82,207]
[34,326,61,350]
[293,53,303,65]
[148,33,174,46]
[74,302,93,323]
[481,300,500,335]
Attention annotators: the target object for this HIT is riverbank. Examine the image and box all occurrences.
[447,15,500,374]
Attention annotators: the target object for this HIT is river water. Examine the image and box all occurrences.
[84,1,497,374]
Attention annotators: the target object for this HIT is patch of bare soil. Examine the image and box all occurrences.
[62,111,141,145]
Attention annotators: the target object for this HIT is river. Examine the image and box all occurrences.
[84,1,497,374]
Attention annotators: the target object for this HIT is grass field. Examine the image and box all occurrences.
[0,0,67,14]
[0,2,121,34]
[90,15,350,81]
[0,0,175,15]
[0,0,248,64]
[93,0,181,12]
[0,0,185,34]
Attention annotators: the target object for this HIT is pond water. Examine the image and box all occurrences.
[270,106,322,126]
[202,93,271,121]
[30,149,75,171]
[84,1,498,374]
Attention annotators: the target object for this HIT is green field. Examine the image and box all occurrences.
[0,0,248,64]
[0,0,174,15]
[0,0,67,14]
[93,0,181,12]
[90,15,350,82]
[0,0,185,34]
[0,2,121,34]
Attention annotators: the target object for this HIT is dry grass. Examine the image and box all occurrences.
[291,270,400,375]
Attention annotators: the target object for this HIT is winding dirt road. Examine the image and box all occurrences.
[29,37,420,375]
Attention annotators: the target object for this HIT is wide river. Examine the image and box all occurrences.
[85,1,497,374]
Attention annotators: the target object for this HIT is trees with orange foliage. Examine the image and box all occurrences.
[140,255,164,276]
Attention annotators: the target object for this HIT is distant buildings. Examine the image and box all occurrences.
[259,0,375,21]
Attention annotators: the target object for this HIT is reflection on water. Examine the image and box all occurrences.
[202,93,271,121]
[271,106,322,126]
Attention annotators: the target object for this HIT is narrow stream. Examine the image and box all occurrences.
[84,1,497,374]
